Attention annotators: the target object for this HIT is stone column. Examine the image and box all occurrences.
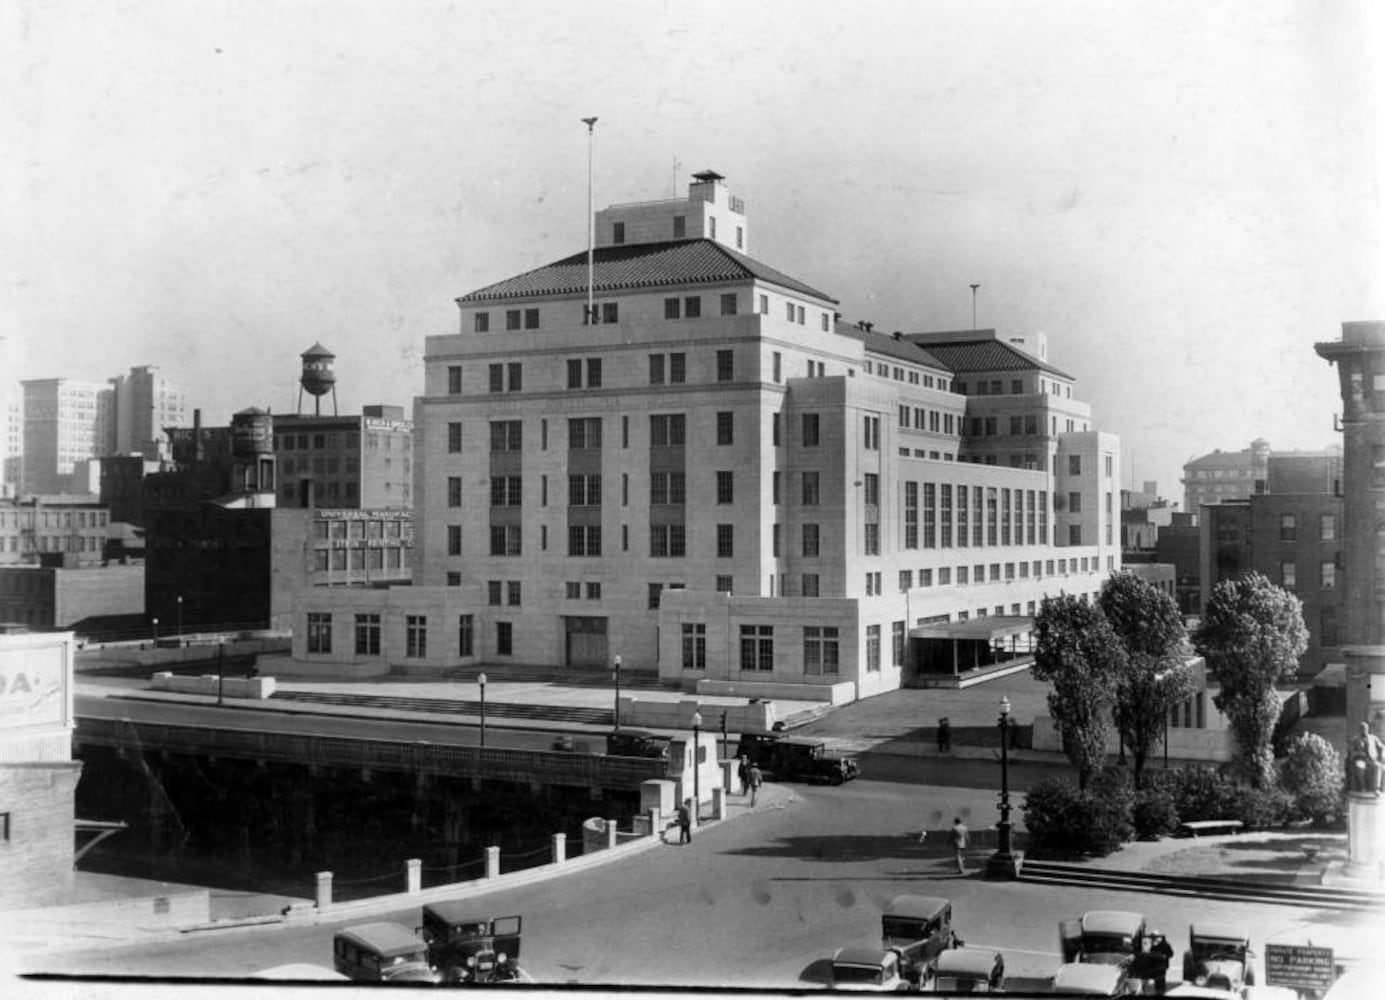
[551,832,567,865]
[406,858,422,894]
[484,845,500,879]
[605,818,618,849]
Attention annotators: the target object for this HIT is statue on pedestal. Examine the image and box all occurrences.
[1346,721,1385,795]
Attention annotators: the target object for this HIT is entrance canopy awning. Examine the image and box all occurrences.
[909,616,1033,642]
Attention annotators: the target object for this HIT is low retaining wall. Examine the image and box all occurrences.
[151,672,277,700]
[1032,716,1233,762]
[620,696,776,733]
[695,678,853,706]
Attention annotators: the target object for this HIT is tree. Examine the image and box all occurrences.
[1192,573,1308,788]
[1033,594,1125,789]
[1098,573,1193,787]
[1281,732,1343,826]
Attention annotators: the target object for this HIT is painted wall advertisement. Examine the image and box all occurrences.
[0,638,69,730]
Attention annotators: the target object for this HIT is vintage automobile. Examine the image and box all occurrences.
[881,894,959,987]
[332,922,436,983]
[736,733,860,784]
[1052,961,1130,997]
[1182,921,1256,991]
[1060,910,1149,968]
[829,946,909,991]
[931,947,1005,993]
[418,903,522,984]
[606,728,672,759]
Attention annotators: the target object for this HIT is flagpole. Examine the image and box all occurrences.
[582,117,598,325]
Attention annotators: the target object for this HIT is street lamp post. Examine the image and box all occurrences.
[216,642,225,706]
[176,595,183,644]
[612,654,622,730]
[988,695,1023,878]
[691,710,703,823]
[478,672,487,748]
[720,711,728,762]
[152,617,159,646]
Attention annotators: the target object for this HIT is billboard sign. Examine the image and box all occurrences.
[0,636,70,730]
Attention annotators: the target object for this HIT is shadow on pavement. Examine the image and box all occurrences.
[719,832,936,863]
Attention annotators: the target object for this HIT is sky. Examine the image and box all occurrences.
[5,0,1383,499]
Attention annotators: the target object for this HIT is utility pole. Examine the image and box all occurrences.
[582,117,598,326]
[970,284,981,330]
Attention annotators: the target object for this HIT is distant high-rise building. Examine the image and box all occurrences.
[109,364,188,459]
[1181,438,1271,511]
[20,378,115,495]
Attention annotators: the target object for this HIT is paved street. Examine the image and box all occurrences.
[22,778,1367,989]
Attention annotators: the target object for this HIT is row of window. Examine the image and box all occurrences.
[0,510,109,528]
[863,359,953,391]
[282,456,361,475]
[305,612,486,658]
[1279,513,1337,541]
[311,547,409,573]
[891,555,1115,592]
[1281,560,1338,591]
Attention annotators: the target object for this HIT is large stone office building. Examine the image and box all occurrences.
[294,171,1121,699]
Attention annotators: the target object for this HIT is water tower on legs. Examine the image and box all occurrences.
[299,343,338,416]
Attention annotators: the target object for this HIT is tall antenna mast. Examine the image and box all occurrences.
[582,117,599,325]
[970,284,981,330]
[672,155,681,198]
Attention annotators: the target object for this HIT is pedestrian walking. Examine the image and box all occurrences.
[950,817,969,874]
[737,755,750,795]
[747,763,763,806]
[937,718,952,753]
[676,801,692,844]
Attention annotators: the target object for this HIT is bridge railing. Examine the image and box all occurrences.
[76,717,668,787]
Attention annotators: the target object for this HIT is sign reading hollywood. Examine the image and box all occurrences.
[0,639,68,729]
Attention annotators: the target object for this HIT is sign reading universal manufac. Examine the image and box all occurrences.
[1264,943,1335,991]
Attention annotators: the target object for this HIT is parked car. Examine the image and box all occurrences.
[1060,910,1149,968]
[830,946,909,991]
[606,729,672,759]
[1182,922,1255,991]
[736,733,860,784]
[881,895,959,987]
[418,903,522,984]
[931,947,1005,993]
[1052,961,1131,997]
[332,922,436,983]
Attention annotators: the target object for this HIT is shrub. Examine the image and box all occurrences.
[1230,784,1294,830]
[1281,732,1344,826]
[1022,774,1132,857]
[1165,765,1293,830]
[1131,785,1179,840]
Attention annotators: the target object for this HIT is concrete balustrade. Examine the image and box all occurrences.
[151,671,276,700]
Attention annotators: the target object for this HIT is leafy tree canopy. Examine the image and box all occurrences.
[1034,594,1125,787]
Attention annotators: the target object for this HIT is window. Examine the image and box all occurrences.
[650,353,666,383]
[447,422,462,453]
[802,573,820,597]
[673,215,686,238]
[507,581,521,606]
[1068,455,1081,475]
[892,621,905,667]
[568,474,602,506]
[1321,561,1336,590]
[864,415,880,450]
[670,352,685,383]
[490,524,522,555]
[567,358,583,389]
[802,471,820,506]
[488,580,502,605]
[802,413,820,447]
[866,624,881,672]
[650,413,686,447]
[720,293,738,315]
[406,615,427,658]
[802,523,820,557]
[683,624,707,669]
[354,614,380,655]
[684,295,701,318]
[1282,560,1297,589]
[863,473,880,506]
[717,411,734,445]
[1068,492,1082,513]
[716,471,734,504]
[650,472,686,505]
[613,221,625,244]
[307,613,332,654]
[566,581,581,599]
[1280,514,1297,541]
[446,571,461,586]
[458,615,474,657]
[786,301,796,321]
[717,350,734,382]
[490,420,522,451]
[740,625,774,671]
[864,523,880,555]
[651,524,687,557]
[524,308,539,329]
[496,621,512,656]
[804,626,839,675]
[1068,524,1082,545]
[717,523,734,558]
[447,366,463,394]
[904,481,919,549]
[716,574,733,593]
[489,363,504,392]
[648,583,664,610]
[586,358,601,387]
[473,313,489,333]
[447,525,462,555]
[1321,514,1337,541]
[773,352,782,383]
[957,566,969,585]
[490,475,522,506]
[568,524,602,556]
[568,416,601,450]
[601,302,618,324]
